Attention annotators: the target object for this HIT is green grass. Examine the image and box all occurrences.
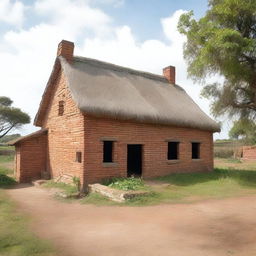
[0,155,56,256]
[133,168,256,205]
[43,180,78,196]
[103,177,146,191]
[0,155,14,163]
[0,190,56,256]
[81,193,119,206]
[0,173,16,187]
[0,145,15,151]
[154,168,256,199]
[0,162,16,187]
[215,158,256,170]
[0,166,13,175]
[81,167,256,206]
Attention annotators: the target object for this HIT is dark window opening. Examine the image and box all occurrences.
[76,152,82,163]
[192,142,200,159]
[58,100,64,116]
[103,141,113,163]
[167,142,179,160]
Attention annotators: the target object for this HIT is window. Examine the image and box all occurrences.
[58,100,64,116]
[192,142,200,159]
[103,141,113,163]
[76,152,82,163]
[167,142,179,160]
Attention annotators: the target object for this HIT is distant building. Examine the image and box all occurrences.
[242,146,256,160]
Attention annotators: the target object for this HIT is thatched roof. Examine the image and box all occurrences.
[35,56,220,132]
[8,129,48,145]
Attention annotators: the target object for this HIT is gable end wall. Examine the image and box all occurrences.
[242,146,256,160]
[42,69,85,184]
[15,134,47,182]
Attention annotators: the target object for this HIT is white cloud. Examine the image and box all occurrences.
[78,10,187,74]
[0,0,25,27]
[91,0,125,7]
[0,2,226,138]
[34,0,112,38]
[161,9,186,42]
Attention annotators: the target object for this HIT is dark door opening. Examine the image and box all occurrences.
[127,144,142,177]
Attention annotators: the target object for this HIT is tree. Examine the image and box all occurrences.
[229,118,256,144]
[178,0,256,120]
[0,96,30,138]
[0,134,21,143]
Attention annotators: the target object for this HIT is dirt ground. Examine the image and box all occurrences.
[7,185,256,256]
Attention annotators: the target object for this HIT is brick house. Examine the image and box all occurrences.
[10,40,220,188]
[242,146,256,160]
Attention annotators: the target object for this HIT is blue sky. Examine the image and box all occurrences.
[0,0,229,139]
[96,0,208,41]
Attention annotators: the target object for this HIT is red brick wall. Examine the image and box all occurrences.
[42,69,85,184]
[84,115,213,184]
[242,146,256,160]
[15,134,47,182]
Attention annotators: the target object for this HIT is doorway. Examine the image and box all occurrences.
[127,144,142,177]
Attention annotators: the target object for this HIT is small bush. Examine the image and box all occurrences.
[72,176,81,191]
[0,174,16,187]
[214,149,234,158]
[107,177,145,191]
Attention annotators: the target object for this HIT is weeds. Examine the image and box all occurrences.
[43,180,78,195]
[104,177,146,191]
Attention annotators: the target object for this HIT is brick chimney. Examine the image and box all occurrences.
[57,40,74,62]
[163,66,176,84]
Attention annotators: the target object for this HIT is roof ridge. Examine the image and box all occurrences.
[73,56,170,83]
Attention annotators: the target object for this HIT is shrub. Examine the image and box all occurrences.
[72,176,81,191]
[107,177,145,191]
[0,174,16,187]
[214,148,234,158]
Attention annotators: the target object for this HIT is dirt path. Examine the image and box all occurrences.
[6,185,256,256]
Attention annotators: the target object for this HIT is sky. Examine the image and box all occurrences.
[0,0,230,139]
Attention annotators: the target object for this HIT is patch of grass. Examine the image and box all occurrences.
[43,180,78,196]
[0,165,16,188]
[124,191,163,206]
[0,155,14,163]
[152,168,256,202]
[0,145,14,151]
[0,190,56,256]
[82,167,256,206]
[81,193,119,206]
[156,168,256,188]
[0,174,16,187]
[103,177,146,191]
[226,158,242,164]
[215,158,256,171]
[0,166,13,176]
[80,191,160,207]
